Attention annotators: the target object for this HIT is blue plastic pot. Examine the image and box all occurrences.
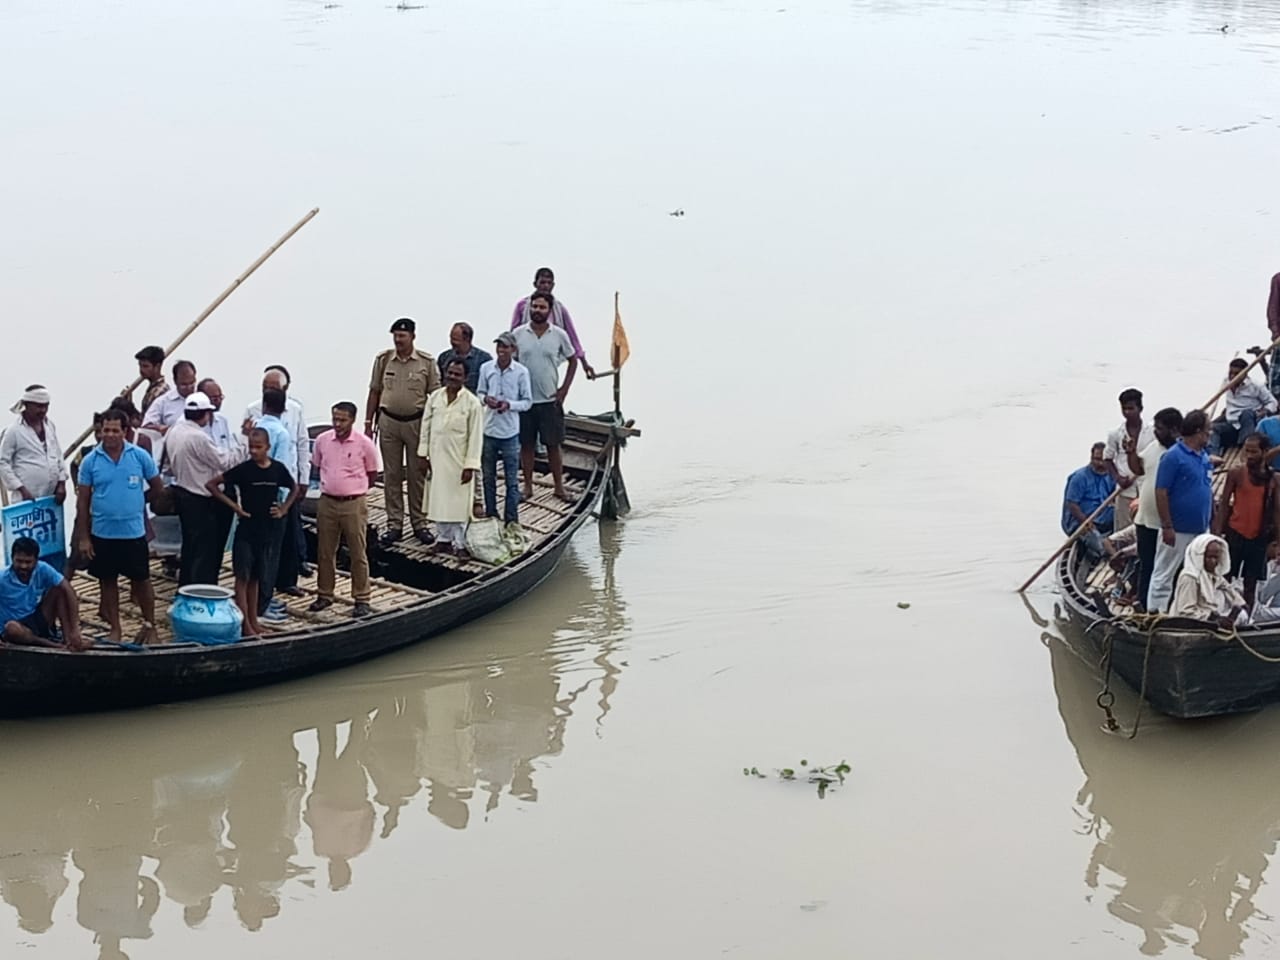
[168,585,243,645]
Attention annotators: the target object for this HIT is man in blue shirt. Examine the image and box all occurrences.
[246,387,296,624]
[1146,409,1215,612]
[1,536,84,649]
[73,408,165,644]
[477,332,533,524]
[1062,443,1117,559]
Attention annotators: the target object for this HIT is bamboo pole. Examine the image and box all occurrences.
[61,207,320,458]
[1016,332,1280,594]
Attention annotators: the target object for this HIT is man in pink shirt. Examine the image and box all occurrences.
[309,401,381,618]
[510,267,596,378]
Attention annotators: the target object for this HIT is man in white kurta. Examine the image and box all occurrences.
[417,359,483,554]
[0,387,68,504]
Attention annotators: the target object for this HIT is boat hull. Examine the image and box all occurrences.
[0,463,606,716]
[1056,543,1280,718]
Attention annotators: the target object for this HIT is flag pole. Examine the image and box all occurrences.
[61,207,320,458]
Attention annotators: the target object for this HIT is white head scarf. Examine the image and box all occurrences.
[1181,533,1232,604]
[9,386,50,415]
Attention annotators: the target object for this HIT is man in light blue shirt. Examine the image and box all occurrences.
[74,408,165,644]
[1,536,84,649]
[477,332,533,523]
[252,388,294,476]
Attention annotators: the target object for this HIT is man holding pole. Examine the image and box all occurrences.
[135,345,168,414]
[366,318,439,547]
[1210,357,1276,456]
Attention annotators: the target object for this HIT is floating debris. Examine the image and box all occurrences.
[897,601,911,609]
[668,208,685,217]
[743,759,851,798]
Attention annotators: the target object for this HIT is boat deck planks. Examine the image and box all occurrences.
[71,558,425,645]
[362,468,587,573]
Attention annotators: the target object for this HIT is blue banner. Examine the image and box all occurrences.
[2,496,66,567]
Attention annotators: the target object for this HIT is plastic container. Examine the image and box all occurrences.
[168,585,243,645]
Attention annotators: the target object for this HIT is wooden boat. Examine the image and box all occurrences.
[0,414,639,717]
[1055,443,1280,719]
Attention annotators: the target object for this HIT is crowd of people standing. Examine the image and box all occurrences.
[0,267,592,646]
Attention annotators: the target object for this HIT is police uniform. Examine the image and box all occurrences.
[369,319,440,536]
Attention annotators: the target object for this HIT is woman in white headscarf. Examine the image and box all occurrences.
[1170,533,1249,627]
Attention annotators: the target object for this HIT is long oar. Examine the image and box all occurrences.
[61,207,320,458]
[1016,333,1280,593]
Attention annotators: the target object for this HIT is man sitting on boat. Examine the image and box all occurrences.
[1062,443,1116,560]
[1210,357,1276,457]
[1170,533,1248,628]
[0,537,85,650]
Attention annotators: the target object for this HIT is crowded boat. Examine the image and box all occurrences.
[0,265,621,650]
[1059,273,1280,629]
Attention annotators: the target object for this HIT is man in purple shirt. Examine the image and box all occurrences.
[510,267,595,378]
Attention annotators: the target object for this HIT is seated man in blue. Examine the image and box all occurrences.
[1,536,85,649]
[1063,442,1117,559]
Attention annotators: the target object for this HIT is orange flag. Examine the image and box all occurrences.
[611,292,631,370]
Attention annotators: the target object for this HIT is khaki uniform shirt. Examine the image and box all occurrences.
[370,349,439,418]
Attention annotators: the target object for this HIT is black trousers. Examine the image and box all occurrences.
[1135,523,1158,610]
[175,488,221,586]
[259,502,303,614]
[213,498,234,560]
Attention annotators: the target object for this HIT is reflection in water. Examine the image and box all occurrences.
[1050,637,1280,959]
[0,534,627,954]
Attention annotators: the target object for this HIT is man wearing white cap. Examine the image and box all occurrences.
[0,385,68,505]
[167,391,235,585]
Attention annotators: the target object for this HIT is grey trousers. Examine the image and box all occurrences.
[1146,531,1197,612]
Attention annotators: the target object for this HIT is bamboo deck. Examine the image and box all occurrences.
[69,557,425,645]
[1084,443,1248,598]
[363,467,587,574]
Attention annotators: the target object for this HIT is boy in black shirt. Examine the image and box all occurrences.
[207,428,298,636]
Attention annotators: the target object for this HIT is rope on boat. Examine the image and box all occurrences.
[1088,608,1280,734]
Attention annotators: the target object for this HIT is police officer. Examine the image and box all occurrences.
[366,317,440,545]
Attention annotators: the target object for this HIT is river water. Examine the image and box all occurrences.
[3,0,1280,957]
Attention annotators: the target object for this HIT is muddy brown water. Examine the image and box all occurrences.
[5,0,1280,956]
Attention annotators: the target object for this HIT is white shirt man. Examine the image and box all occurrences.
[1223,375,1277,427]
[0,388,67,501]
[1104,421,1154,532]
